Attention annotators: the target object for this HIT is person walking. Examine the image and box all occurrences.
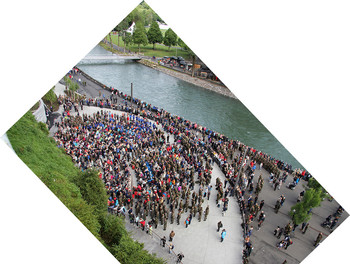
[198,206,203,222]
[221,229,227,242]
[275,200,281,213]
[207,185,212,200]
[274,226,280,236]
[168,243,174,254]
[292,223,298,232]
[204,205,209,221]
[148,225,153,237]
[259,200,265,211]
[314,232,323,247]
[246,226,253,237]
[163,218,167,231]
[280,195,286,206]
[284,238,292,250]
[217,221,223,232]
[161,236,166,247]
[177,212,181,225]
[284,222,292,236]
[169,230,175,242]
[176,253,184,263]
[330,218,338,230]
[257,211,266,230]
[277,227,284,239]
[302,223,309,234]
[185,217,190,228]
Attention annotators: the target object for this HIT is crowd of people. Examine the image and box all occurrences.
[53,68,324,263]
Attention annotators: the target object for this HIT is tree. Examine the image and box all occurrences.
[131,7,145,25]
[307,177,328,199]
[122,32,133,52]
[290,188,322,224]
[177,37,185,50]
[132,21,148,53]
[163,28,177,50]
[108,32,113,49]
[147,21,163,50]
[114,14,133,47]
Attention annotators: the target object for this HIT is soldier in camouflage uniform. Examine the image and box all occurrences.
[204,205,209,221]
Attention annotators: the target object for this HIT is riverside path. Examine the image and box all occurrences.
[49,69,348,263]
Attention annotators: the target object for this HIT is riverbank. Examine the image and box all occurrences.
[61,69,348,264]
[99,42,237,99]
[64,70,349,263]
[137,58,237,99]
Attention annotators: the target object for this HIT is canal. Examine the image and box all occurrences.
[77,45,303,169]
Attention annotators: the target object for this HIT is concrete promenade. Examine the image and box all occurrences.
[245,166,348,264]
[51,97,244,264]
[51,82,244,263]
[50,70,348,263]
[124,162,244,264]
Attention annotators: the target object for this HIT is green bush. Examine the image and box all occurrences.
[43,87,57,104]
[69,82,79,92]
[7,112,102,239]
[7,111,165,264]
[112,236,165,264]
[38,122,49,135]
[100,214,127,247]
[74,169,108,219]
[42,87,59,111]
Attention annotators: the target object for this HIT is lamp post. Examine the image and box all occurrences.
[131,82,133,100]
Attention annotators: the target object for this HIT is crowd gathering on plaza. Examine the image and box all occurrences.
[52,68,345,263]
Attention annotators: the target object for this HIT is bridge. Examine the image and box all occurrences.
[82,54,141,61]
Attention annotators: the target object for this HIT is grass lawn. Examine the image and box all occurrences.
[107,32,191,60]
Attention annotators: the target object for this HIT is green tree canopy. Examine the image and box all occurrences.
[147,21,163,49]
[163,28,177,50]
[307,177,328,199]
[114,14,133,32]
[114,14,134,47]
[132,21,148,53]
[290,188,322,224]
[122,31,133,52]
[290,202,310,225]
[177,37,186,50]
[130,1,164,25]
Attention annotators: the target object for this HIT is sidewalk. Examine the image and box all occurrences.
[54,72,349,263]
[124,162,244,264]
[61,103,244,264]
[245,167,348,264]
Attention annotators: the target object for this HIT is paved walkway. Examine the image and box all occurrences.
[243,167,348,264]
[54,102,244,264]
[51,70,348,263]
[124,162,243,264]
